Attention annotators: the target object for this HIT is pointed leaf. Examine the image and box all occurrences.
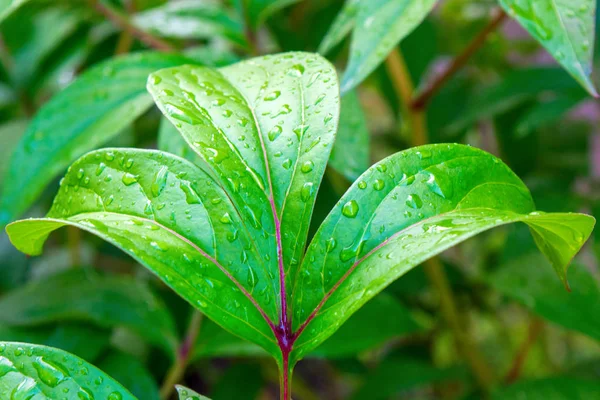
[340,0,438,93]
[0,52,191,227]
[290,144,594,362]
[329,91,370,182]
[0,269,178,357]
[318,0,361,55]
[176,385,211,400]
[499,0,598,96]
[0,341,135,399]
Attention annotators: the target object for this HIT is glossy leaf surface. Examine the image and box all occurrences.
[177,385,211,400]
[0,269,178,356]
[0,341,135,399]
[0,52,191,228]
[499,0,598,96]
[340,0,438,93]
[290,144,594,362]
[329,91,370,181]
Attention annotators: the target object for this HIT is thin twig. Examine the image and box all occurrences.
[505,318,544,384]
[90,0,174,52]
[385,47,495,390]
[411,8,507,110]
[160,311,203,399]
[115,0,136,54]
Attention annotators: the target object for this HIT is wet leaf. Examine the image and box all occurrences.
[176,385,211,400]
[0,341,135,399]
[499,0,598,96]
[0,269,178,357]
[290,144,594,362]
[340,0,438,93]
[0,52,191,228]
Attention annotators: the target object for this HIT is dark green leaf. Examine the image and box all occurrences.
[340,0,438,93]
[0,52,191,228]
[0,341,135,399]
[134,0,246,46]
[234,0,300,28]
[351,356,467,400]
[97,350,161,400]
[290,144,594,363]
[514,94,585,138]
[0,119,27,183]
[489,253,600,341]
[211,364,263,400]
[0,269,178,356]
[0,0,28,23]
[329,91,370,182]
[499,0,598,96]
[177,385,211,400]
[492,376,600,399]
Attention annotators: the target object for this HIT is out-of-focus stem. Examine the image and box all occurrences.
[160,311,203,399]
[505,318,544,384]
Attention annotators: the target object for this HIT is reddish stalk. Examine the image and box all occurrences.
[410,8,507,110]
[505,318,544,384]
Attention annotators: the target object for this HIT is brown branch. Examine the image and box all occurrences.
[115,0,136,54]
[411,8,507,110]
[505,318,544,384]
[90,0,174,52]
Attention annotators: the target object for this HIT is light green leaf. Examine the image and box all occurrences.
[492,376,600,399]
[176,385,211,400]
[499,0,598,96]
[340,0,438,93]
[489,253,600,341]
[0,269,178,357]
[134,0,246,46]
[0,0,28,23]
[97,350,161,400]
[329,91,370,182]
[0,341,135,399]
[0,52,191,228]
[290,144,594,363]
[318,0,361,55]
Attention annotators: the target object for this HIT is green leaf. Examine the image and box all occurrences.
[234,0,300,28]
[0,119,27,183]
[514,94,585,138]
[489,253,600,341]
[328,91,370,182]
[176,385,211,400]
[351,356,467,400]
[0,269,178,357]
[134,0,246,46]
[211,364,264,400]
[193,319,267,360]
[0,341,135,399]
[492,376,600,399]
[340,0,438,93]
[318,0,361,55]
[290,144,594,363]
[0,52,191,228]
[97,350,161,400]
[499,0,598,96]
[0,0,28,23]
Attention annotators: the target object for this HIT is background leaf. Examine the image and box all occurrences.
[97,350,161,400]
[177,385,211,400]
[0,52,192,228]
[499,0,598,96]
[0,341,135,399]
[492,376,600,399]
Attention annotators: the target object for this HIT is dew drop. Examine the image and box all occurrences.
[301,160,314,173]
[406,194,423,209]
[342,200,359,218]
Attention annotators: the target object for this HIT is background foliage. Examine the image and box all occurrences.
[0,0,600,399]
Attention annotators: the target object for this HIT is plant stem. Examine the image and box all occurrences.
[411,8,507,110]
[67,226,81,267]
[114,0,136,55]
[505,318,544,384]
[385,48,495,390]
[90,0,174,52]
[279,354,292,400]
[160,311,203,400]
